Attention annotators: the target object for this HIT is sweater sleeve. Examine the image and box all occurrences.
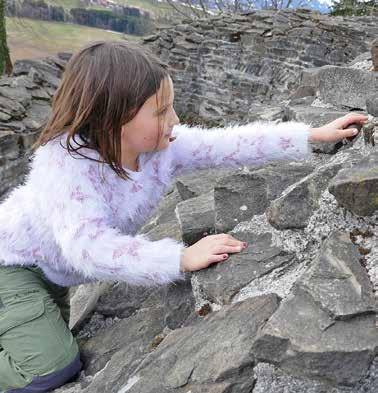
[35,144,186,287]
[169,121,311,177]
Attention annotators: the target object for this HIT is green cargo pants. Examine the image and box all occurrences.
[0,265,81,392]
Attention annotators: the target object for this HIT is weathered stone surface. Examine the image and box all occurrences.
[79,306,168,377]
[251,231,377,386]
[296,231,376,319]
[175,168,235,200]
[175,191,215,245]
[95,278,195,330]
[117,294,280,393]
[0,132,21,159]
[366,94,378,117]
[328,150,378,216]
[194,231,294,304]
[266,160,346,229]
[12,58,62,78]
[69,282,111,332]
[140,187,182,234]
[214,163,314,233]
[144,219,182,242]
[372,37,378,71]
[146,10,372,124]
[301,66,378,110]
[252,361,378,393]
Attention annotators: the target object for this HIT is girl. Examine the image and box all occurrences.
[0,40,367,392]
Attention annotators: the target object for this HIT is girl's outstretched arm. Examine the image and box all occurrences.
[169,121,311,177]
[169,113,368,177]
[31,144,186,287]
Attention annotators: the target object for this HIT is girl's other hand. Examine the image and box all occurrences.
[308,112,368,143]
[180,234,248,273]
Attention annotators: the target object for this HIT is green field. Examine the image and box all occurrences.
[6,17,142,62]
[44,0,174,16]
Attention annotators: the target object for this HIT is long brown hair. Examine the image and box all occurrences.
[32,40,170,181]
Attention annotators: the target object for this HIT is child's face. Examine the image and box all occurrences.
[121,76,180,159]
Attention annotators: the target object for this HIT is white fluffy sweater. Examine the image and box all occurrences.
[0,121,311,287]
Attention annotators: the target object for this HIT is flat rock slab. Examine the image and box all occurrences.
[194,231,295,304]
[214,163,314,233]
[79,306,168,377]
[175,168,235,200]
[175,191,215,245]
[301,65,378,110]
[118,294,280,393]
[267,159,345,229]
[69,282,111,332]
[328,150,378,216]
[95,279,195,329]
[297,231,376,319]
[252,231,378,386]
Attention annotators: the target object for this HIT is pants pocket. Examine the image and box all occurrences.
[0,295,79,378]
[0,299,45,336]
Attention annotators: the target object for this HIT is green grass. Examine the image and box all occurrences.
[44,0,173,16]
[6,17,141,62]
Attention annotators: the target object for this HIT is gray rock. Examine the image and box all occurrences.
[252,232,377,386]
[119,294,280,393]
[0,85,32,109]
[69,282,111,333]
[140,187,182,234]
[0,95,26,119]
[0,132,21,160]
[328,150,378,216]
[144,219,183,243]
[79,306,168,377]
[372,37,378,71]
[214,163,314,233]
[366,94,378,117]
[175,168,235,200]
[175,191,215,245]
[253,362,352,393]
[267,160,345,229]
[95,278,195,330]
[12,59,62,78]
[296,231,376,319]
[302,66,378,110]
[194,231,294,304]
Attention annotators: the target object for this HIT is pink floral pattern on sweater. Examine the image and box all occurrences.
[170,122,310,176]
[0,122,310,286]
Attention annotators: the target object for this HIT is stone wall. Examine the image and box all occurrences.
[142,9,378,124]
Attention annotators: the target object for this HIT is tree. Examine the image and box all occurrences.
[0,0,12,75]
[330,0,377,16]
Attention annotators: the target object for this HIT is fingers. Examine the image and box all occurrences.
[211,233,245,246]
[337,127,360,139]
[208,253,228,264]
[214,244,247,254]
[342,113,368,127]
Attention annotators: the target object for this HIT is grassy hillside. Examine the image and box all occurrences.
[6,17,141,62]
[44,0,174,17]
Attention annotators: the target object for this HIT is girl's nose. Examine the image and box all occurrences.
[172,111,180,127]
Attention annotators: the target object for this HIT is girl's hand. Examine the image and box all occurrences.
[180,234,248,273]
[308,113,368,143]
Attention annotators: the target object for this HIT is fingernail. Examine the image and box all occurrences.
[243,242,248,248]
[353,129,358,135]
